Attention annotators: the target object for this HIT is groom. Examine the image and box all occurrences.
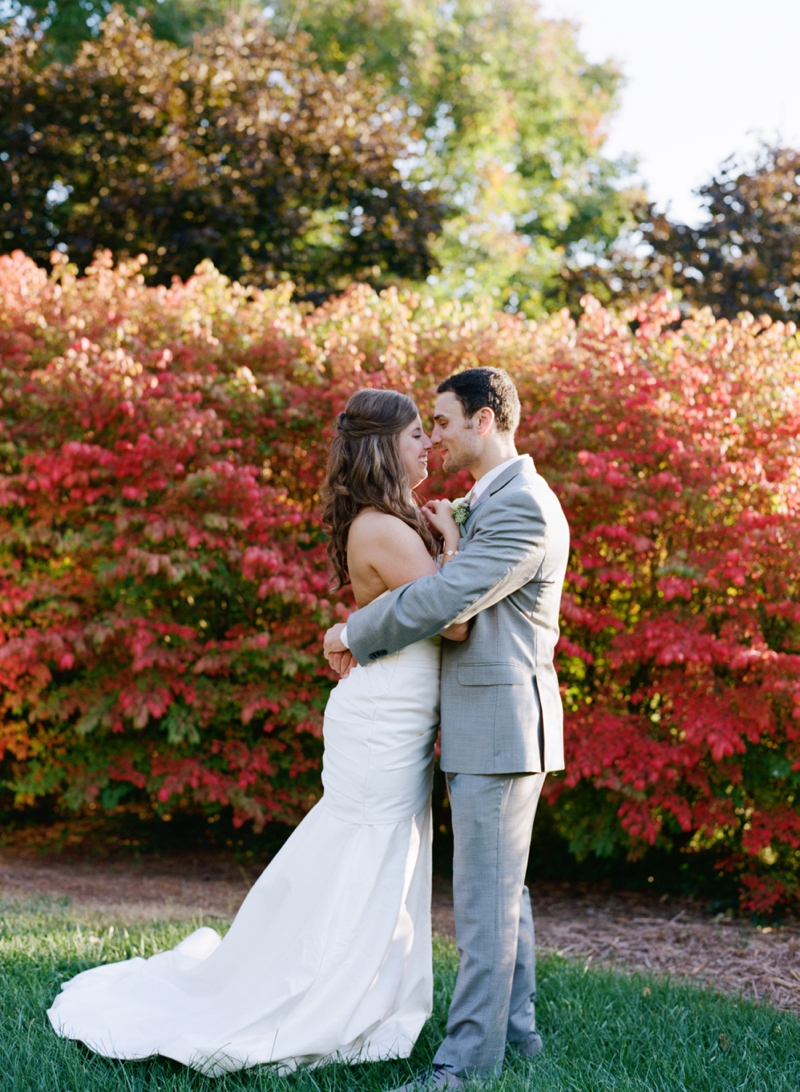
[324,367,569,1088]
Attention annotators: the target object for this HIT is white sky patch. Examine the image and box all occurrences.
[537,0,800,225]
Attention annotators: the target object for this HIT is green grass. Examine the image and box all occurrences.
[0,899,797,1092]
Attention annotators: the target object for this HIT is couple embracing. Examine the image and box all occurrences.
[48,367,570,1085]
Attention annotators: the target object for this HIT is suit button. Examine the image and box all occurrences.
[369,650,388,660]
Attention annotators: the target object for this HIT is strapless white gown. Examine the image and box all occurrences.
[48,636,441,1076]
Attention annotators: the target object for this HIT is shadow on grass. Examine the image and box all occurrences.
[0,904,797,1092]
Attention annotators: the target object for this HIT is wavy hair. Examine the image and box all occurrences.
[321,389,438,590]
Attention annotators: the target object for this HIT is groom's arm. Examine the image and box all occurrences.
[344,489,547,666]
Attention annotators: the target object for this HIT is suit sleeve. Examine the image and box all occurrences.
[346,489,547,665]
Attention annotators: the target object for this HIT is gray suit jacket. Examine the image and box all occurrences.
[346,455,569,774]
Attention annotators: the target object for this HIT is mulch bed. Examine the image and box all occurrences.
[527,884,800,1014]
[1,846,798,1014]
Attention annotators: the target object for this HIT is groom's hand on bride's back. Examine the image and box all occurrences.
[324,623,357,678]
[324,623,348,655]
[328,650,357,678]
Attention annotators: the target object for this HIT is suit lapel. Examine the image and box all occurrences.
[486,455,533,497]
[461,455,533,540]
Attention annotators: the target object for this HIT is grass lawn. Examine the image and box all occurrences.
[0,899,797,1092]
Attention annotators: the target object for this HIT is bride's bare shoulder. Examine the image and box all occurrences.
[349,509,417,542]
[348,507,436,590]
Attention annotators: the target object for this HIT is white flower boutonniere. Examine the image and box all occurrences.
[450,496,471,536]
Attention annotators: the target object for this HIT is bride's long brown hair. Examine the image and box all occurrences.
[321,389,438,590]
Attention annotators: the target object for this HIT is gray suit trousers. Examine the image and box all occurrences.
[433,771,546,1077]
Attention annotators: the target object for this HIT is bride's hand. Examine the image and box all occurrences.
[421,499,459,539]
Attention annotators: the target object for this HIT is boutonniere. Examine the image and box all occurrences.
[450,496,471,536]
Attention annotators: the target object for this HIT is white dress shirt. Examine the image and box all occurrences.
[339,455,520,650]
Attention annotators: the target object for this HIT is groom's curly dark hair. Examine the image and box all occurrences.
[437,367,520,434]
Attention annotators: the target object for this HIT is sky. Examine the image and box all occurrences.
[537,0,800,225]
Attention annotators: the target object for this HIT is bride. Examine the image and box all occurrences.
[48,388,466,1076]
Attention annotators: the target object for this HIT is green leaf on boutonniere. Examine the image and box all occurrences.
[451,497,471,536]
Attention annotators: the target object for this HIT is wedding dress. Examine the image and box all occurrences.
[48,632,441,1076]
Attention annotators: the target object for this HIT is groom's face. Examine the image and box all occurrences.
[431,392,482,474]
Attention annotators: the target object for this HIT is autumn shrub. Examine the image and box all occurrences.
[535,298,800,913]
[1,250,800,911]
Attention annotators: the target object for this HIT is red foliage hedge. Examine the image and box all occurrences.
[2,251,800,911]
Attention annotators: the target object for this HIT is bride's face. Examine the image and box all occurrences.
[397,415,433,490]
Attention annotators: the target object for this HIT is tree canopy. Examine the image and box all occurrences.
[1,0,228,59]
[635,146,800,321]
[3,0,644,313]
[267,0,644,314]
[0,6,445,291]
